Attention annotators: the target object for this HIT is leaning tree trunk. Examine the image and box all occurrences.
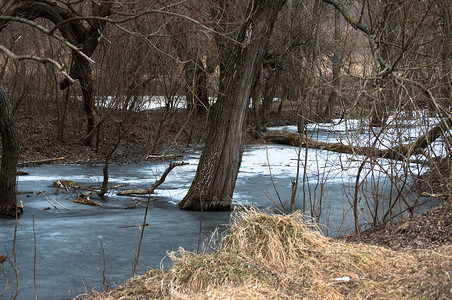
[179,0,286,211]
[0,85,20,217]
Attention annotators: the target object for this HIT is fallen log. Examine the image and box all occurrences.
[263,117,452,161]
[118,162,189,196]
[73,197,102,206]
[118,223,149,228]
[146,154,184,161]
[19,157,65,166]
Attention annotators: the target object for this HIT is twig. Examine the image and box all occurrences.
[33,216,37,300]
[98,237,109,292]
[13,208,20,299]
[38,192,63,210]
[266,147,287,214]
[197,193,203,254]
[0,255,8,296]
[133,196,152,277]
[0,265,7,296]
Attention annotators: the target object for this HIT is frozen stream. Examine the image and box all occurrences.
[0,120,444,299]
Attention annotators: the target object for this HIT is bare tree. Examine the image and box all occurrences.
[179,0,286,211]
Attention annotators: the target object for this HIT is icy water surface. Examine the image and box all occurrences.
[0,120,444,299]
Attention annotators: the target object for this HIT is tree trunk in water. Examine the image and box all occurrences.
[179,0,286,211]
[0,85,20,217]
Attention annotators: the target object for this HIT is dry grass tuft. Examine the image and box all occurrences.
[80,208,452,299]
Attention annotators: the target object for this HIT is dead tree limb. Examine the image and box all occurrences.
[18,157,65,167]
[263,116,452,160]
[118,162,188,196]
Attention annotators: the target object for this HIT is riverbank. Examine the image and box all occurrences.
[79,208,451,299]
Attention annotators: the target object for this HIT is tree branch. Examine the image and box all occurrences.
[0,46,75,84]
[0,15,95,64]
[118,162,188,196]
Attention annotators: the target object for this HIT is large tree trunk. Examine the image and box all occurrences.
[179,0,286,211]
[0,85,20,217]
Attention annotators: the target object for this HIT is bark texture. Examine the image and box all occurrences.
[0,85,20,217]
[180,0,286,211]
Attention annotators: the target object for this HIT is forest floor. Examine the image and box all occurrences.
[6,98,452,299]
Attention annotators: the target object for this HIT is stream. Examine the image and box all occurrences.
[0,120,443,299]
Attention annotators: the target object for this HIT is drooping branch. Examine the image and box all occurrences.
[118,162,188,196]
[322,0,392,76]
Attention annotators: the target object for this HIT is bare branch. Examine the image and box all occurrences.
[0,15,95,64]
[0,45,75,84]
[118,162,189,196]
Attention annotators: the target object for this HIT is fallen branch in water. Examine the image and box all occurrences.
[73,197,102,207]
[146,154,184,161]
[38,191,68,210]
[263,117,452,161]
[118,223,149,228]
[118,162,188,196]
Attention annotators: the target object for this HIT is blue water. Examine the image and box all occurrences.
[0,144,441,299]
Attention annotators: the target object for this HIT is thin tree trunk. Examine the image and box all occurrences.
[0,85,20,217]
[180,0,286,211]
[75,54,98,146]
[169,21,210,114]
[252,66,264,132]
[323,7,341,120]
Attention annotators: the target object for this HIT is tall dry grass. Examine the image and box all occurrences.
[80,208,452,299]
